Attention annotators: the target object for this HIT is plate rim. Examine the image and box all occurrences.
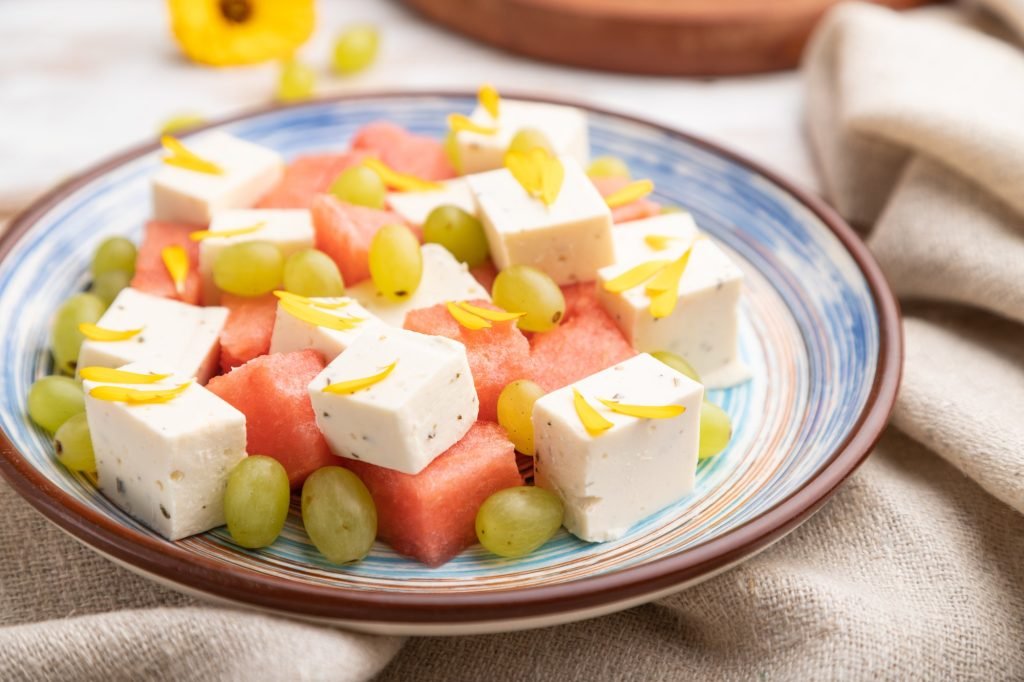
[0,90,903,625]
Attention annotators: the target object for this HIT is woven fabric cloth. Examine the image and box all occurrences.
[3,3,1024,680]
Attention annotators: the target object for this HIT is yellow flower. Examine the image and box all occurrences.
[167,0,315,67]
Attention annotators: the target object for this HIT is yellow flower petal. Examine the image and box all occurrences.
[273,290,351,310]
[479,83,501,119]
[455,301,525,322]
[573,388,613,436]
[649,288,680,319]
[447,301,492,330]
[644,234,680,251]
[598,399,686,419]
[505,150,541,196]
[79,368,172,384]
[279,299,364,331]
[604,179,655,209]
[323,361,397,395]
[161,245,189,296]
[161,136,223,175]
[539,154,565,206]
[77,324,143,342]
[505,148,564,205]
[362,158,443,193]
[645,249,693,294]
[448,113,498,136]
[602,259,672,294]
[189,221,266,242]
[89,381,192,405]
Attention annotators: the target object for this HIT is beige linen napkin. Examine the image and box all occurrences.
[3,3,1024,680]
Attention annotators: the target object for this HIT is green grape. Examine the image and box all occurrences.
[277,59,316,103]
[54,413,95,472]
[587,155,631,179]
[213,241,284,297]
[28,376,85,433]
[699,400,732,460]
[329,166,386,209]
[507,127,553,155]
[159,113,205,136]
[443,130,462,174]
[660,205,684,215]
[475,486,563,558]
[224,455,291,549]
[422,205,489,267]
[497,380,545,455]
[301,466,377,564]
[283,249,345,297]
[91,237,137,278]
[368,224,422,301]
[90,270,131,307]
[51,293,106,375]
[650,351,702,383]
[491,265,565,333]
[332,24,380,76]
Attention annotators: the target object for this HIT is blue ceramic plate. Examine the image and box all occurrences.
[0,93,900,635]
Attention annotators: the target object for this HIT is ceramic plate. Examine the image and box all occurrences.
[0,93,901,635]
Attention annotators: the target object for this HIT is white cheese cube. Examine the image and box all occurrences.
[347,243,490,326]
[467,157,614,285]
[77,288,228,384]
[152,131,283,226]
[386,178,477,227]
[595,215,748,388]
[268,296,386,362]
[198,209,315,305]
[456,99,589,174]
[83,364,247,541]
[533,353,703,543]
[309,328,478,474]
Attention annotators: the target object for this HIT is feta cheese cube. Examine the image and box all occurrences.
[309,328,478,475]
[456,99,589,174]
[83,364,247,541]
[77,288,228,384]
[467,157,614,285]
[268,296,386,361]
[347,243,490,326]
[533,353,703,542]
[386,178,477,226]
[595,214,748,388]
[152,131,283,226]
[198,209,315,304]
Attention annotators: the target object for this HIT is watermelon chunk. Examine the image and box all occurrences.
[207,350,334,487]
[310,194,415,285]
[130,220,201,305]
[351,121,456,181]
[593,177,662,224]
[404,299,532,422]
[219,293,278,373]
[469,259,498,294]
[529,283,637,391]
[343,422,521,566]
[257,150,374,209]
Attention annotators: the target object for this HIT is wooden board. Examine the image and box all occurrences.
[401,0,939,76]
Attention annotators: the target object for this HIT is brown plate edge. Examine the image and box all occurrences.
[0,90,903,626]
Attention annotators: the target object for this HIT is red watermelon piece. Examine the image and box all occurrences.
[343,422,521,566]
[310,194,415,285]
[404,299,532,422]
[219,293,278,373]
[130,220,201,305]
[592,177,662,224]
[257,150,375,209]
[529,283,637,391]
[351,121,456,181]
[469,259,498,293]
[207,350,334,487]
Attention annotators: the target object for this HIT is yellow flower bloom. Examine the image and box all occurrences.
[167,0,315,67]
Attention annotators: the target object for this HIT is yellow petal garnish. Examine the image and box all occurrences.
[448,113,498,136]
[573,388,613,436]
[323,361,397,395]
[161,245,189,296]
[604,179,655,208]
[602,259,672,294]
[648,288,680,319]
[161,136,223,175]
[505,148,564,206]
[645,248,694,294]
[362,158,443,193]
[273,290,351,310]
[479,83,501,119]
[189,221,266,242]
[455,301,525,322]
[598,399,686,419]
[447,301,492,330]
[539,153,565,205]
[77,324,143,342]
[89,381,192,405]
[644,234,681,251]
[280,299,364,331]
[79,368,171,384]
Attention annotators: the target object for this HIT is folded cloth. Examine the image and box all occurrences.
[3,4,1024,681]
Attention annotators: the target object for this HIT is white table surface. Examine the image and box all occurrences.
[0,0,816,224]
